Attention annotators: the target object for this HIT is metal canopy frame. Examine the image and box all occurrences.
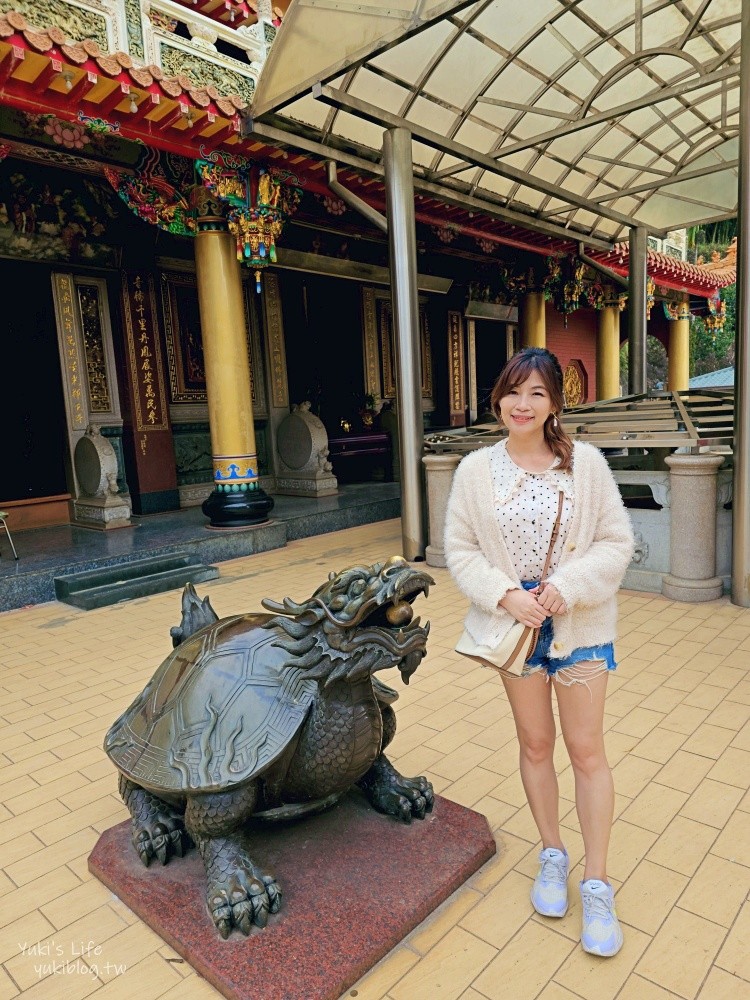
[250,0,743,243]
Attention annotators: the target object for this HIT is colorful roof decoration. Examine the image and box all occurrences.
[588,241,736,298]
[169,0,286,30]
[0,8,736,300]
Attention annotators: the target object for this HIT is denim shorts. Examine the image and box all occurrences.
[519,581,616,684]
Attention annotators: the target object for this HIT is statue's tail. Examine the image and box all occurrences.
[170,583,219,647]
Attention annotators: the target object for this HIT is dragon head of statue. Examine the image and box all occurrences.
[262,556,434,687]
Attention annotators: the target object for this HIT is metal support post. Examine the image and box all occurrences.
[628,226,648,395]
[383,127,425,561]
[732,0,750,605]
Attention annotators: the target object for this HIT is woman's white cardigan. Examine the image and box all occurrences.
[444,441,635,657]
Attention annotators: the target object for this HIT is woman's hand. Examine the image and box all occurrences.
[536,582,568,616]
[498,588,549,628]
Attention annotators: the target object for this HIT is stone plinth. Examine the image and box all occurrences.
[275,403,338,497]
[423,452,462,567]
[662,452,724,602]
[72,426,131,530]
[89,791,495,1000]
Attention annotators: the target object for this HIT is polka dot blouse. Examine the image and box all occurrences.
[489,439,574,583]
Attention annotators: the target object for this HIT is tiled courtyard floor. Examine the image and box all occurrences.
[1,518,749,1000]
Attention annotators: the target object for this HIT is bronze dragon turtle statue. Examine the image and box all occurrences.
[104,556,434,938]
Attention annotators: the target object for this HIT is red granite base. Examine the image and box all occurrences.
[89,792,495,1000]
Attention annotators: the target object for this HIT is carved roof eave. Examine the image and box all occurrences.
[587,244,735,300]
[0,10,248,122]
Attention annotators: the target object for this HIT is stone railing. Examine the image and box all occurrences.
[423,451,734,602]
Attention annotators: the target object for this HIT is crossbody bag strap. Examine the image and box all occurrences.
[539,490,565,583]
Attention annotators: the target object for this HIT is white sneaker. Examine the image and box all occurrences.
[530,847,569,917]
[580,879,624,957]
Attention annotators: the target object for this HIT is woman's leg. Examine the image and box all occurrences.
[501,671,562,849]
[554,668,613,881]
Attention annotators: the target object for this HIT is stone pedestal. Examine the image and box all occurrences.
[662,453,724,602]
[274,403,338,497]
[72,426,131,530]
[423,452,462,567]
[89,793,495,1000]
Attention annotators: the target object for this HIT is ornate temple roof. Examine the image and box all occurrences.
[0,11,249,119]
[587,240,736,298]
[0,7,736,299]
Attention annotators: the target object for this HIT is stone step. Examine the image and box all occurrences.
[54,554,219,610]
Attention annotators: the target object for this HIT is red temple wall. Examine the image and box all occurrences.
[546,305,599,402]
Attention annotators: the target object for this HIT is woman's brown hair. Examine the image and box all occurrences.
[489,347,574,471]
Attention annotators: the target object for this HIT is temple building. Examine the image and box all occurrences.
[0,3,737,535]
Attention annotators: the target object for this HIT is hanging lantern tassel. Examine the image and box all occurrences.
[255,269,262,294]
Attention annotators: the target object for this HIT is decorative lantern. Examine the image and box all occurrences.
[195,160,301,292]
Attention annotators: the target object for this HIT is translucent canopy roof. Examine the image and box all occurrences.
[251,0,742,244]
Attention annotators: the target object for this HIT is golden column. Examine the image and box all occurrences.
[192,189,273,527]
[521,290,546,348]
[667,296,691,392]
[597,289,622,399]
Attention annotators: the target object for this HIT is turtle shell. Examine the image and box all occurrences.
[104,614,317,795]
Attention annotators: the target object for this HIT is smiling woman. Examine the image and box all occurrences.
[444,346,634,959]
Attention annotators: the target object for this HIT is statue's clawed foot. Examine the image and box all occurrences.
[358,754,434,823]
[133,812,187,867]
[119,777,188,866]
[200,837,281,938]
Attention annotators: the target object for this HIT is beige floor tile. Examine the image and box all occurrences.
[0,911,57,965]
[80,952,182,1000]
[707,747,750,789]
[646,816,718,876]
[460,869,534,950]
[607,821,659,883]
[619,783,688,834]
[681,723,736,759]
[0,967,19,1000]
[636,907,726,999]
[681,779,745,829]
[616,860,689,935]
[471,921,575,1000]
[553,922,651,1000]
[678,853,750,928]
[662,668,708,693]
[612,755,662,799]
[613,708,666,739]
[628,726,688,764]
[732,718,750,750]
[654,752,715,794]
[469,795,517,833]
[442,768,504,810]
[469,833,532,893]
[407,888,483,956]
[715,900,750,982]
[683,684,732,712]
[535,985,582,1000]
[0,867,82,932]
[617,973,688,999]
[340,946,421,1000]
[661,704,711,735]
[710,809,750,866]
[489,770,528,808]
[390,926,496,1000]
[429,743,493,783]
[698,967,750,999]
